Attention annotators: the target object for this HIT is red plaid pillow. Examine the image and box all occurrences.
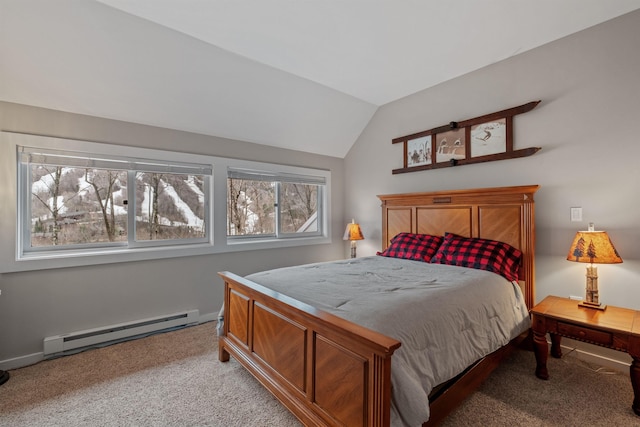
[430,233,522,282]
[377,233,443,262]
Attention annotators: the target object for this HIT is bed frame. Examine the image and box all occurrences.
[218,185,538,426]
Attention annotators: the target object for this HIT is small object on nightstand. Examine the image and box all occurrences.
[343,219,364,258]
[566,222,622,310]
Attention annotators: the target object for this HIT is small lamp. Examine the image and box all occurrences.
[343,219,364,258]
[566,223,622,310]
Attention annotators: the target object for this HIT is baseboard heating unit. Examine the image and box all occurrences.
[43,309,199,356]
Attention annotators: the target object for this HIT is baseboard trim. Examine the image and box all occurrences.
[199,312,217,323]
[0,313,218,371]
[0,352,43,371]
[560,343,631,373]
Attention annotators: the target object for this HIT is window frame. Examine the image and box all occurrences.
[0,132,331,273]
[226,167,326,242]
[276,181,323,238]
[19,149,212,253]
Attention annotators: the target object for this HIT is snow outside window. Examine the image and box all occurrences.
[19,146,211,255]
[227,168,324,240]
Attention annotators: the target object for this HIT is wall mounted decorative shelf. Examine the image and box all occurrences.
[392,100,541,174]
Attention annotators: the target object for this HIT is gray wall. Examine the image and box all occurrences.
[3,9,640,371]
[0,102,345,367]
[345,10,640,314]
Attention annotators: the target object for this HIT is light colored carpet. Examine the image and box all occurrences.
[442,346,640,427]
[0,323,301,427]
[1,322,639,426]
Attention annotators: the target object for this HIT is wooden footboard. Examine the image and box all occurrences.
[218,271,402,427]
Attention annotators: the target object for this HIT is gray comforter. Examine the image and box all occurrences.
[247,256,530,427]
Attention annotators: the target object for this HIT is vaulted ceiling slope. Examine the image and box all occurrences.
[2,1,639,157]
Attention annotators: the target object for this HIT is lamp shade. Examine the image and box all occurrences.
[566,230,622,264]
[343,220,364,241]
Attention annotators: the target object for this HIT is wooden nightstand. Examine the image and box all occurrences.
[530,295,640,415]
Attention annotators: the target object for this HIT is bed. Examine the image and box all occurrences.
[218,185,538,426]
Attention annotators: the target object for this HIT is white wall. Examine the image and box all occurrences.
[344,10,640,363]
[0,102,345,369]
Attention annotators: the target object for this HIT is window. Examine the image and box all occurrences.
[2,132,331,272]
[227,168,324,240]
[19,146,211,255]
[29,166,129,247]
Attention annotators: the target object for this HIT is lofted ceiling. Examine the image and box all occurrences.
[2,1,639,157]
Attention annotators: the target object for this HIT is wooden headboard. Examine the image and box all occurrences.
[378,185,539,309]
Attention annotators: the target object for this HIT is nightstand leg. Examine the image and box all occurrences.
[533,330,549,380]
[550,333,562,358]
[631,357,640,416]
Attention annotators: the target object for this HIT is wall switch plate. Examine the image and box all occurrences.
[570,207,582,222]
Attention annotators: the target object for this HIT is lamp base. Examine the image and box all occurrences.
[578,301,606,311]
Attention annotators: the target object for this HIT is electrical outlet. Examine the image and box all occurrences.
[570,207,582,222]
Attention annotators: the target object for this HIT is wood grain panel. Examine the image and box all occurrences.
[228,289,249,346]
[385,208,412,246]
[252,303,307,391]
[478,205,521,248]
[315,334,367,426]
[416,207,472,237]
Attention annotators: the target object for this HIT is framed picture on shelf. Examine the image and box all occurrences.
[406,135,432,167]
[471,118,507,157]
[435,128,465,163]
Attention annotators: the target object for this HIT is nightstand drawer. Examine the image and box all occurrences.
[557,321,612,346]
